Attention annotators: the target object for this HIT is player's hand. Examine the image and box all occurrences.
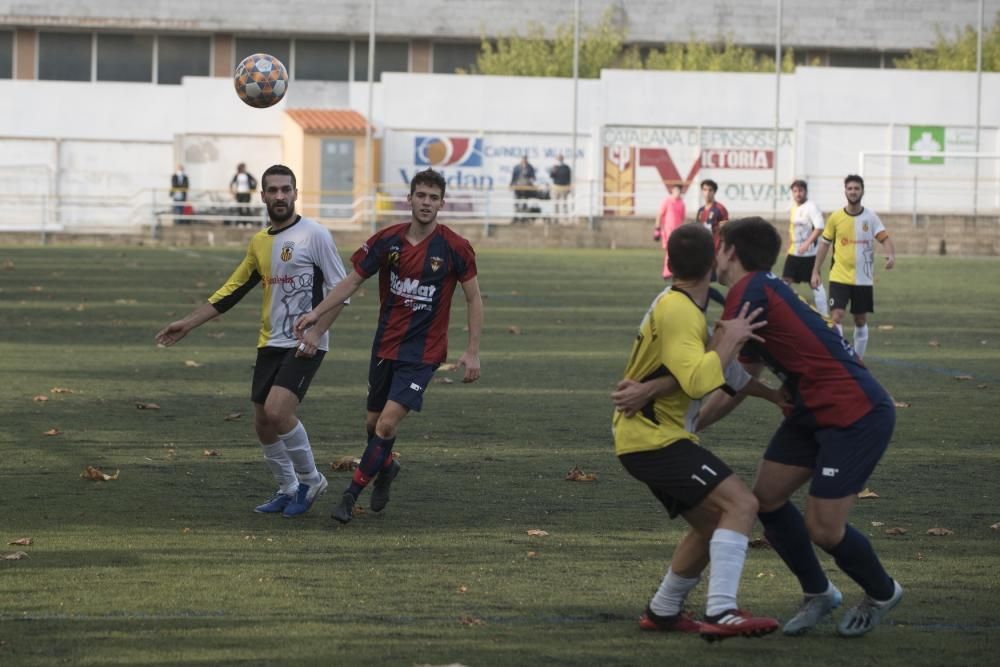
[797,242,811,255]
[295,328,321,358]
[653,228,661,241]
[457,351,480,383]
[809,272,821,289]
[885,255,895,270]
[293,311,318,340]
[155,321,189,347]
[715,302,766,345]
[611,379,651,417]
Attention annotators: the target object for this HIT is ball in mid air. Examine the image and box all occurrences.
[234,53,288,108]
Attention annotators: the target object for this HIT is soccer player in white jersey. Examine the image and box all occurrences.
[811,175,896,359]
[155,165,349,517]
[782,180,829,316]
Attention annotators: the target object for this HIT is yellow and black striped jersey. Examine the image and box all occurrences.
[208,216,348,350]
[822,208,888,286]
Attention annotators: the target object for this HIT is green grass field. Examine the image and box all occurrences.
[1,245,998,666]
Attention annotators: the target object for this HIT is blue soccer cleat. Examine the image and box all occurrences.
[254,490,294,514]
[282,474,328,518]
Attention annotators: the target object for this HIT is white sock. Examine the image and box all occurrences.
[853,324,869,359]
[649,567,701,617]
[261,440,298,495]
[280,421,322,486]
[812,285,829,316]
[706,528,749,617]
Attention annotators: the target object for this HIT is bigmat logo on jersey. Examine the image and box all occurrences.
[602,126,794,215]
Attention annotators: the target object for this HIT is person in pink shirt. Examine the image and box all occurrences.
[655,184,687,279]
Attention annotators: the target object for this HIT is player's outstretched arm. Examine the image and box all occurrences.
[294,270,365,338]
[155,302,221,347]
[811,239,832,289]
[296,303,347,358]
[457,276,483,383]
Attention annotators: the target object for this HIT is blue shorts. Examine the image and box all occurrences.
[763,398,895,499]
[367,356,438,413]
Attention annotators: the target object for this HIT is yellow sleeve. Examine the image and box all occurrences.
[656,299,725,399]
[208,244,262,314]
[822,213,837,242]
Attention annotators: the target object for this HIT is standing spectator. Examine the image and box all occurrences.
[696,179,729,251]
[549,153,572,220]
[655,184,686,280]
[230,163,258,225]
[510,156,536,223]
[170,164,190,224]
[782,179,829,316]
[810,175,896,359]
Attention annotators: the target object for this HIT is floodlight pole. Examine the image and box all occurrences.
[571,0,580,224]
[365,0,377,232]
[974,0,983,217]
[772,0,782,224]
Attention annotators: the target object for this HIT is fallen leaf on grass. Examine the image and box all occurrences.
[32,395,49,402]
[44,428,62,436]
[2,259,14,270]
[223,412,242,421]
[858,488,880,499]
[113,299,137,305]
[439,363,458,372]
[916,552,924,561]
[181,527,191,534]
[954,375,974,381]
[352,505,366,518]
[526,529,549,537]
[207,332,226,339]
[755,571,775,579]
[871,521,885,527]
[80,466,119,481]
[330,456,360,471]
[457,585,468,594]
[978,384,989,389]
[434,377,454,384]
[203,450,221,457]
[459,615,485,626]
[927,340,941,348]
[28,285,43,292]
[508,325,522,335]
[927,527,954,536]
[195,281,206,288]
[876,324,895,331]
[2,551,29,560]
[526,551,537,558]
[184,360,202,368]
[885,527,907,536]
[565,465,597,482]
[992,522,1000,531]
[893,400,911,408]
[50,387,74,394]
[135,402,160,410]
[8,538,32,546]
[749,537,771,549]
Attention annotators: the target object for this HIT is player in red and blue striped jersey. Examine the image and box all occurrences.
[701,217,902,638]
[294,168,483,524]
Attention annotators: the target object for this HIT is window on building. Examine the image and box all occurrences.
[235,38,291,72]
[295,39,350,80]
[433,42,480,74]
[828,51,882,68]
[97,34,154,82]
[38,32,92,81]
[0,31,12,78]
[158,35,210,84]
[354,40,409,81]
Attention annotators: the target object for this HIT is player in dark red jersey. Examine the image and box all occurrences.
[695,179,729,251]
[700,217,902,638]
[294,168,483,524]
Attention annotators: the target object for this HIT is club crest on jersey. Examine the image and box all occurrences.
[280,241,295,262]
[388,246,401,266]
[429,256,443,272]
[862,222,869,232]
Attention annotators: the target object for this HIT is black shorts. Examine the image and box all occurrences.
[763,398,895,499]
[618,440,733,518]
[251,346,325,404]
[829,281,874,314]
[367,355,438,413]
[782,254,817,284]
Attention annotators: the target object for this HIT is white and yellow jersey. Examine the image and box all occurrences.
[822,208,888,286]
[612,287,749,456]
[788,199,824,257]
[208,216,348,349]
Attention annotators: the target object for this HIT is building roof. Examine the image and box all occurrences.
[285,109,372,134]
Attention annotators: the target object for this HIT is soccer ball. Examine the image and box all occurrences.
[234,53,288,108]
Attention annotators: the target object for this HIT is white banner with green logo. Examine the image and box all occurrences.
[909,126,945,164]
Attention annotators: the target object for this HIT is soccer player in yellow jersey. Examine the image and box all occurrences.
[611,223,781,641]
[811,175,895,359]
[156,165,349,517]
[782,180,829,316]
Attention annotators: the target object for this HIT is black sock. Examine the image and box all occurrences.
[758,502,829,595]
[823,524,895,601]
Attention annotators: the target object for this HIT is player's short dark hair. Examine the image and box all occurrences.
[410,168,446,197]
[700,179,718,192]
[667,223,715,280]
[790,179,808,191]
[845,174,864,188]
[261,164,296,190]
[719,217,782,272]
